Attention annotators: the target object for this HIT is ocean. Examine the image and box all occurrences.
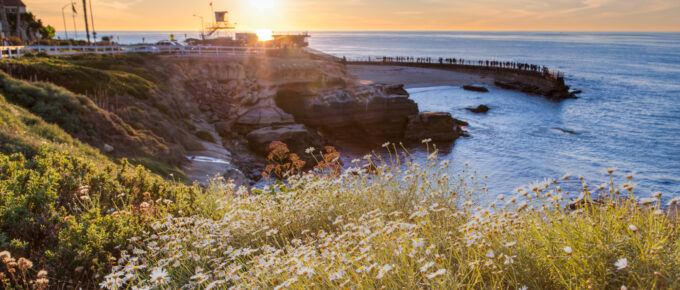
[311,31,680,201]
[99,31,680,200]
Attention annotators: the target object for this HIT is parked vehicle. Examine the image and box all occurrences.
[128,46,159,53]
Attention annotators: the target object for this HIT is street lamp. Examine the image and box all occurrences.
[193,14,205,40]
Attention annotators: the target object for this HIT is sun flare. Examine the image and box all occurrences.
[255,29,274,41]
[250,0,275,11]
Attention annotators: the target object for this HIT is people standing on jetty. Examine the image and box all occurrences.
[356,55,562,79]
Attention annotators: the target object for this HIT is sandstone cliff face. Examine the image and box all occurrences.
[158,55,457,147]
[274,83,419,142]
[152,54,463,181]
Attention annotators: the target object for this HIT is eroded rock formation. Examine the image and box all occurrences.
[152,54,465,183]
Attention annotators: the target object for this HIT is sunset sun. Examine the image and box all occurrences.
[255,29,274,41]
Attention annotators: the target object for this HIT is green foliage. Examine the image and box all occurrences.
[0,145,209,286]
[128,157,190,184]
[0,94,211,287]
[39,25,56,40]
[0,71,95,133]
[0,55,156,100]
[0,94,97,159]
[195,130,216,143]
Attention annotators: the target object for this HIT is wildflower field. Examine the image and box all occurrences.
[98,144,680,289]
[1,73,678,288]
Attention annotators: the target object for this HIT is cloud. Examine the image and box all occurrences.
[96,0,141,10]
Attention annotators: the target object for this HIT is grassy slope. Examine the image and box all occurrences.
[0,54,199,178]
[0,93,211,288]
[0,54,156,100]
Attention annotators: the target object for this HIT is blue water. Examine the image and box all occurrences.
[87,31,680,199]
[308,31,680,199]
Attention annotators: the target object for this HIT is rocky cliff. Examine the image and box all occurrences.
[1,53,464,185]
[156,54,464,181]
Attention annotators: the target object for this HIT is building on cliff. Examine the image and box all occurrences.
[3,0,26,14]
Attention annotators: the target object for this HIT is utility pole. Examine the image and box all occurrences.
[82,0,91,44]
[61,3,70,39]
[88,0,96,42]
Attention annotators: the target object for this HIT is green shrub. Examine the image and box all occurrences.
[129,157,190,184]
[0,56,155,99]
[0,95,211,287]
[0,71,94,133]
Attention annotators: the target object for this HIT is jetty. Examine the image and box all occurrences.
[343,56,576,100]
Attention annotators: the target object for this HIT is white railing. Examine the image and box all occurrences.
[17,45,279,57]
[1,46,25,58]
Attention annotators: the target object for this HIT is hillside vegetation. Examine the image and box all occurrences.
[0,54,207,175]
[0,93,215,288]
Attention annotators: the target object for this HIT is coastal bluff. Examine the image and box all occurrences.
[153,53,466,180]
[0,52,465,184]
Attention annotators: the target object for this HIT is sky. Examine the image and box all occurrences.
[27,0,680,32]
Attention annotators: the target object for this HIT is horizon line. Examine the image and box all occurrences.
[68,29,680,33]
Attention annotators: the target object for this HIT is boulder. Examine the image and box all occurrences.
[466,105,491,114]
[234,104,296,135]
[214,121,233,138]
[384,84,409,96]
[405,112,463,142]
[275,85,419,142]
[246,124,321,155]
[462,85,489,93]
[223,168,250,189]
[103,144,115,153]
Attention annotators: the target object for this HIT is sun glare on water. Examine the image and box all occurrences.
[256,29,274,41]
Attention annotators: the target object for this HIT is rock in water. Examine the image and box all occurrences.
[466,105,491,114]
[274,84,419,142]
[405,112,463,142]
[462,85,489,93]
[223,168,249,189]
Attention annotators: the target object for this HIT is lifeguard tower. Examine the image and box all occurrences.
[205,11,236,38]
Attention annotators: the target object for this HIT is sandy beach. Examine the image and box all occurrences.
[347,65,493,89]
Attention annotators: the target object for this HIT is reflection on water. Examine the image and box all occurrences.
[187,156,231,165]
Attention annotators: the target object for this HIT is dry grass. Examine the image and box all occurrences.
[101,143,680,289]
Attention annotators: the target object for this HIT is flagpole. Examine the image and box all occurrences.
[210,2,215,27]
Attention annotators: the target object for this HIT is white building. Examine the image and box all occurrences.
[4,0,27,14]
